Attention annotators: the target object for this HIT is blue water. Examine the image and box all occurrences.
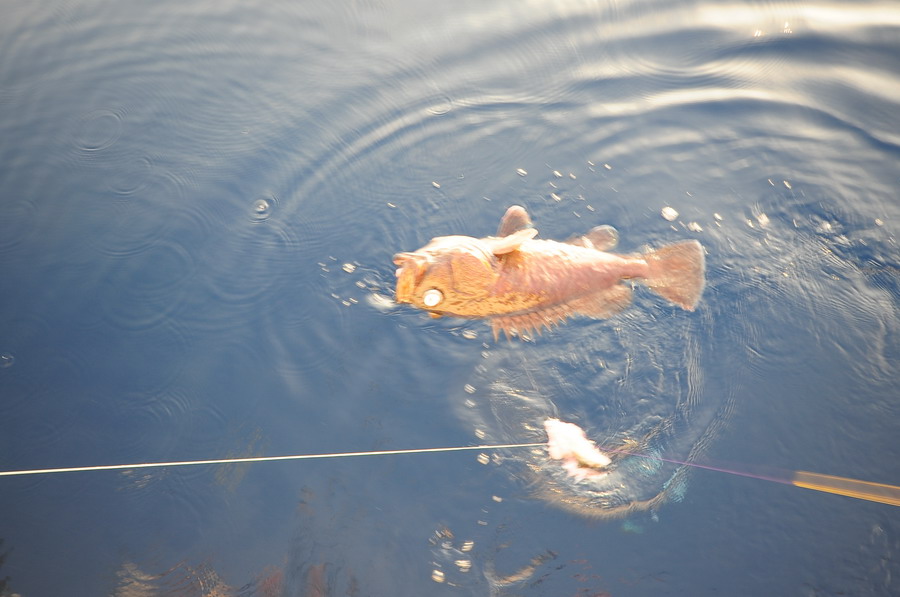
[1,1,898,595]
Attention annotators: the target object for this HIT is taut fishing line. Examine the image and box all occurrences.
[1,440,897,507]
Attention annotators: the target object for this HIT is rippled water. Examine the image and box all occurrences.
[1,0,898,595]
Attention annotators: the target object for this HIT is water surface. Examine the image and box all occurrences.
[1,0,898,595]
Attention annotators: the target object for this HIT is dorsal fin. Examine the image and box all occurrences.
[497,205,535,237]
[564,225,619,251]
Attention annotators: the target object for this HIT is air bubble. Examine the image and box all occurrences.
[250,197,274,222]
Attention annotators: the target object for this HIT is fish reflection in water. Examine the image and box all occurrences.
[394,205,705,340]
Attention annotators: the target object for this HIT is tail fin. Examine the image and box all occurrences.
[643,240,706,310]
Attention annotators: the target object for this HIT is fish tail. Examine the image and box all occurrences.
[643,240,705,310]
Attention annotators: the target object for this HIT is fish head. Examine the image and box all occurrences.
[393,235,497,317]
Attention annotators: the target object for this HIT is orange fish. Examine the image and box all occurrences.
[394,205,705,340]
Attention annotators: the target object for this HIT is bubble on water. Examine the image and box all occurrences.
[250,196,275,222]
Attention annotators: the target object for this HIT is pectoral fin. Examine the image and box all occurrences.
[491,228,538,255]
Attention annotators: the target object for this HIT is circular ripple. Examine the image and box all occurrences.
[106,154,156,197]
[0,195,38,260]
[100,388,191,467]
[98,238,195,330]
[249,193,277,223]
[0,316,55,415]
[73,107,124,152]
[3,350,87,480]
[202,218,301,308]
[86,198,169,259]
[425,93,453,116]
[82,320,190,397]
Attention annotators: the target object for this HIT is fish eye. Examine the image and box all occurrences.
[422,288,443,307]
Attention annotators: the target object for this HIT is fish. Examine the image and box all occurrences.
[393,205,705,340]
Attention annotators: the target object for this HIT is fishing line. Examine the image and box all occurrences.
[0,443,545,477]
[599,446,900,507]
[0,440,896,507]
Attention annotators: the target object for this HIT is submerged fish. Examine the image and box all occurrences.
[394,205,705,339]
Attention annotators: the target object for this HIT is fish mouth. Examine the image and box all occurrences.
[393,252,425,303]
